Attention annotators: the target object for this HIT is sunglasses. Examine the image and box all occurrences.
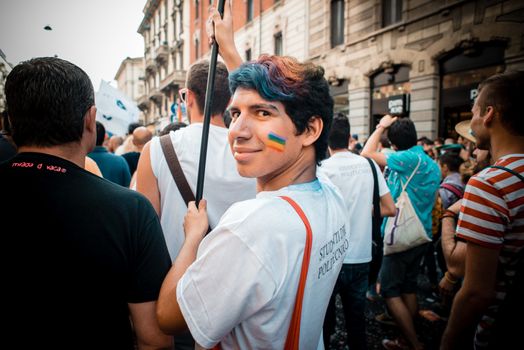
[179,88,188,103]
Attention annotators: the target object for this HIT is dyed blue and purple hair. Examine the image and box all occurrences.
[229,55,334,163]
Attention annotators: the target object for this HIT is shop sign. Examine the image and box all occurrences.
[470,88,478,101]
[388,94,409,115]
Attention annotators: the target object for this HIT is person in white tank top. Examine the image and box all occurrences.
[156,2,349,348]
[136,60,256,262]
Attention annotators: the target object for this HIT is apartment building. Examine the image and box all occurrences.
[190,0,305,62]
[115,57,145,102]
[138,0,190,128]
[0,49,12,113]
[143,0,523,140]
[309,0,524,139]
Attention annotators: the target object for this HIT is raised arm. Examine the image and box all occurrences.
[207,0,243,71]
[361,115,398,167]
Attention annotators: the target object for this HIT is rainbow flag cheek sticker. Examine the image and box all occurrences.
[267,132,286,152]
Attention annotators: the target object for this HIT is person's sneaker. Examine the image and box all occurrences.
[382,338,409,350]
[375,312,397,326]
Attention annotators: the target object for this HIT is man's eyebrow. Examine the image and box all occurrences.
[251,103,279,111]
[229,103,281,112]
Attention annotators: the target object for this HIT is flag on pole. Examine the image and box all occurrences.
[95,81,140,136]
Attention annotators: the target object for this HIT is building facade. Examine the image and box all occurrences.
[115,57,145,102]
[309,0,524,139]
[190,0,306,63]
[138,0,190,129]
[0,49,12,113]
[114,57,147,125]
[142,0,524,140]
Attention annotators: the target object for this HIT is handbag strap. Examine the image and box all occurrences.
[440,183,464,199]
[401,155,421,192]
[159,134,211,234]
[160,135,196,206]
[280,195,313,350]
[365,157,382,242]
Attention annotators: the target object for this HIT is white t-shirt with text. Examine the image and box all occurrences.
[177,178,348,349]
[319,152,389,264]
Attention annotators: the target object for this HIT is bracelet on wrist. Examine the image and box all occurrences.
[444,271,458,284]
[441,210,458,221]
[444,209,458,217]
[440,215,456,221]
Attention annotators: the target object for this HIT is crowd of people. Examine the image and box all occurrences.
[0,1,523,349]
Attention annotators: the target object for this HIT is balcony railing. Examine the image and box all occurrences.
[154,43,169,64]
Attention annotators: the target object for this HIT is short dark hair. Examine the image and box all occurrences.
[328,113,350,150]
[186,59,231,116]
[127,122,142,135]
[439,152,463,173]
[477,71,524,136]
[5,57,94,147]
[159,121,187,136]
[417,136,433,146]
[95,121,106,146]
[379,134,391,148]
[229,55,333,163]
[388,117,417,151]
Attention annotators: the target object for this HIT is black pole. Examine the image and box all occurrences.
[195,0,226,208]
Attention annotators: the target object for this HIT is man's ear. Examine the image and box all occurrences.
[302,116,323,147]
[483,105,495,127]
[84,106,97,133]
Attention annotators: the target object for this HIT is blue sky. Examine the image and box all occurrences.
[0,0,146,90]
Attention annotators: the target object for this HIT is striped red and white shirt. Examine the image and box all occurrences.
[456,154,524,348]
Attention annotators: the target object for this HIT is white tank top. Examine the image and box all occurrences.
[150,123,257,260]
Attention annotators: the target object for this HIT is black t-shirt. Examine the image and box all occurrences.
[122,151,140,175]
[1,152,171,348]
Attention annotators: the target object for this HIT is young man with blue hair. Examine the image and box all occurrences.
[156,1,348,348]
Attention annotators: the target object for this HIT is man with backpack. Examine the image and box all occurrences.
[135,59,256,349]
[441,71,524,349]
[320,113,395,349]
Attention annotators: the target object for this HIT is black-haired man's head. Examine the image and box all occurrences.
[477,71,523,135]
[186,59,231,116]
[388,117,417,151]
[328,113,350,150]
[5,57,94,148]
[127,122,142,135]
[95,121,106,146]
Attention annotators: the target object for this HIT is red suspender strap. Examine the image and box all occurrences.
[211,196,312,350]
[280,195,313,350]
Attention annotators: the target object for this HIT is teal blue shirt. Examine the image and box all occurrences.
[382,145,440,238]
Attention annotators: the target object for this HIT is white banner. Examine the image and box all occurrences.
[95,81,140,136]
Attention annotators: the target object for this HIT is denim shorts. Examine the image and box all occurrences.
[379,243,429,298]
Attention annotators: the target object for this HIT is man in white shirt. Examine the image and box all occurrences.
[320,113,395,349]
[136,59,256,349]
[156,2,349,348]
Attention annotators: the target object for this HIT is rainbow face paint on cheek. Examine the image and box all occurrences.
[267,132,286,152]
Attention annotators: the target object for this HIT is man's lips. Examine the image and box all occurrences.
[233,147,261,162]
